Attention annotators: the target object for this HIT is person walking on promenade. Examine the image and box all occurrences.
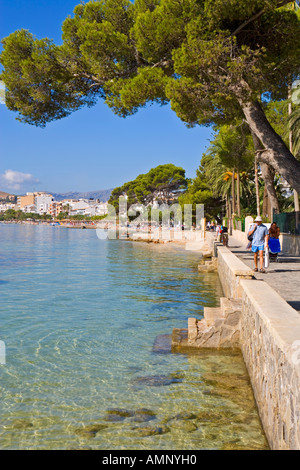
[248,215,269,273]
[221,225,229,246]
[269,222,280,239]
[268,222,281,261]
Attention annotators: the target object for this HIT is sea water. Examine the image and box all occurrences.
[0,224,268,450]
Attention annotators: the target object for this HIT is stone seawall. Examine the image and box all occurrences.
[217,246,253,299]
[217,247,300,450]
[173,245,300,449]
[240,280,300,450]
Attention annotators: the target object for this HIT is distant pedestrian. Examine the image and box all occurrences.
[248,216,269,273]
[221,225,228,246]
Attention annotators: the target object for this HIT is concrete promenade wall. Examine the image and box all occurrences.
[281,233,300,256]
[232,229,248,245]
[217,246,253,299]
[217,246,300,450]
[240,280,300,450]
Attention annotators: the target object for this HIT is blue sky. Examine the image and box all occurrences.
[0,0,213,195]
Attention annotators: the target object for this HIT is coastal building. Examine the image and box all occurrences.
[23,204,36,213]
[17,192,35,210]
[0,203,17,212]
[17,192,54,215]
[94,202,108,216]
[61,199,79,206]
[69,201,91,216]
[34,193,54,215]
[14,194,108,218]
[69,200,108,217]
[48,201,64,218]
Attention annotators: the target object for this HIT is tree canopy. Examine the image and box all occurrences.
[108,163,188,212]
[1,0,300,189]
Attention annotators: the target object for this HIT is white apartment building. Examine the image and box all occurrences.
[34,193,54,215]
[95,202,108,216]
[69,201,91,216]
[17,192,54,215]
[23,204,36,213]
[69,200,108,217]
[0,203,17,212]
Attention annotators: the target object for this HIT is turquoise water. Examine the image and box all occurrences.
[0,224,268,450]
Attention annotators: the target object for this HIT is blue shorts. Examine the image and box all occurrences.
[252,245,264,253]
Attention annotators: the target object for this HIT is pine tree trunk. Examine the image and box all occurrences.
[241,100,300,193]
[251,130,280,216]
[262,185,269,219]
[260,162,280,216]
[254,158,261,217]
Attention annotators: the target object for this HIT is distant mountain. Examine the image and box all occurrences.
[0,191,13,198]
[51,189,113,202]
[0,191,16,201]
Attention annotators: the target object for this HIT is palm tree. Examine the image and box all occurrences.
[202,150,254,221]
[204,123,254,217]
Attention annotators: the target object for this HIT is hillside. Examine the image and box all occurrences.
[51,189,113,202]
[0,191,13,198]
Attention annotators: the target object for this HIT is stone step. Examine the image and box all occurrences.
[180,296,243,351]
[220,297,242,317]
[203,307,224,327]
[172,328,188,348]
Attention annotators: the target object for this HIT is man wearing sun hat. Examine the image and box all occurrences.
[248,216,269,273]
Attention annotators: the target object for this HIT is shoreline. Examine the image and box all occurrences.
[0,220,210,252]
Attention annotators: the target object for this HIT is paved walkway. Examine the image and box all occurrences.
[227,236,300,314]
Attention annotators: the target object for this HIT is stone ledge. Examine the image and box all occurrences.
[204,307,224,327]
[218,246,253,276]
[217,246,253,299]
[198,256,218,273]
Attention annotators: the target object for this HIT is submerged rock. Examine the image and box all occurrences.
[74,429,97,439]
[133,425,170,437]
[170,412,198,421]
[131,375,182,387]
[131,409,157,423]
[152,334,172,354]
[168,419,198,433]
[196,410,236,425]
[9,418,34,430]
[104,409,134,422]
[74,423,107,438]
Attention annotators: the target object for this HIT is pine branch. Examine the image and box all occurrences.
[231,1,295,37]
